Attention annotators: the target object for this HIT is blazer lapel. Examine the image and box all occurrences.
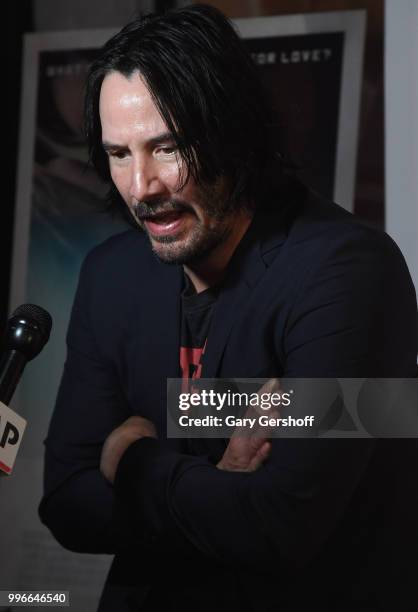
[202,210,286,378]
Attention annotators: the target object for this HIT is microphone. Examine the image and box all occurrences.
[0,304,52,405]
[0,304,52,474]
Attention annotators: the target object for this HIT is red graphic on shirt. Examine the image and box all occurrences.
[180,340,207,392]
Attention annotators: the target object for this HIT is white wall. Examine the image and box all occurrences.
[385,0,418,297]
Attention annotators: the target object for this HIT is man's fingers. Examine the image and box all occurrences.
[247,377,281,417]
[258,440,271,460]
[247,441,272,471]
[249,434,269,451]
[258,377,281,394]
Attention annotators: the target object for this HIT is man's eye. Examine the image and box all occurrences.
[156,146,177,157]
[108,150,128,159]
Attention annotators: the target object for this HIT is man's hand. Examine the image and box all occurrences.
[217,378,280,472]
[217,437,272,472]
[100,416,157,484]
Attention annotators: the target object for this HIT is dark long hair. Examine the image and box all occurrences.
[85,3,289,212]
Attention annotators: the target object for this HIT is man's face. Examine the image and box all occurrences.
[99,71,235,264]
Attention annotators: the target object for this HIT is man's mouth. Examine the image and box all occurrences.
[142,210,188,237]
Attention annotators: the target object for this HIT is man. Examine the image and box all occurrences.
[39,5,418,612]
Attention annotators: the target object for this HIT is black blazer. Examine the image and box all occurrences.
[39,190,418,611]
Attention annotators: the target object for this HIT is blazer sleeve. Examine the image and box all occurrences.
[113,227,418,569]
[39,252,140,554]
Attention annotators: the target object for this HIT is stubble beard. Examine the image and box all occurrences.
[149,220,230,265]
[133,184,235,265]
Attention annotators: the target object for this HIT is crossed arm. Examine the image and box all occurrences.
[100,379,278,484]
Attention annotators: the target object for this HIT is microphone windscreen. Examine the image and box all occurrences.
[11,304,52,343]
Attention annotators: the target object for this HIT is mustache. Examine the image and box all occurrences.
[133,199,191,221]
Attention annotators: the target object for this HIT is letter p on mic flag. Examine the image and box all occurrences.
[0,401,26,475]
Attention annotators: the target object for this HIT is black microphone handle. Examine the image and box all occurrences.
[0,350,27,405]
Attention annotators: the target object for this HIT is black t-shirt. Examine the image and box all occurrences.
[179,274,218,384]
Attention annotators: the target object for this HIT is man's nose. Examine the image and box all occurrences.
[129,156,164,203]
